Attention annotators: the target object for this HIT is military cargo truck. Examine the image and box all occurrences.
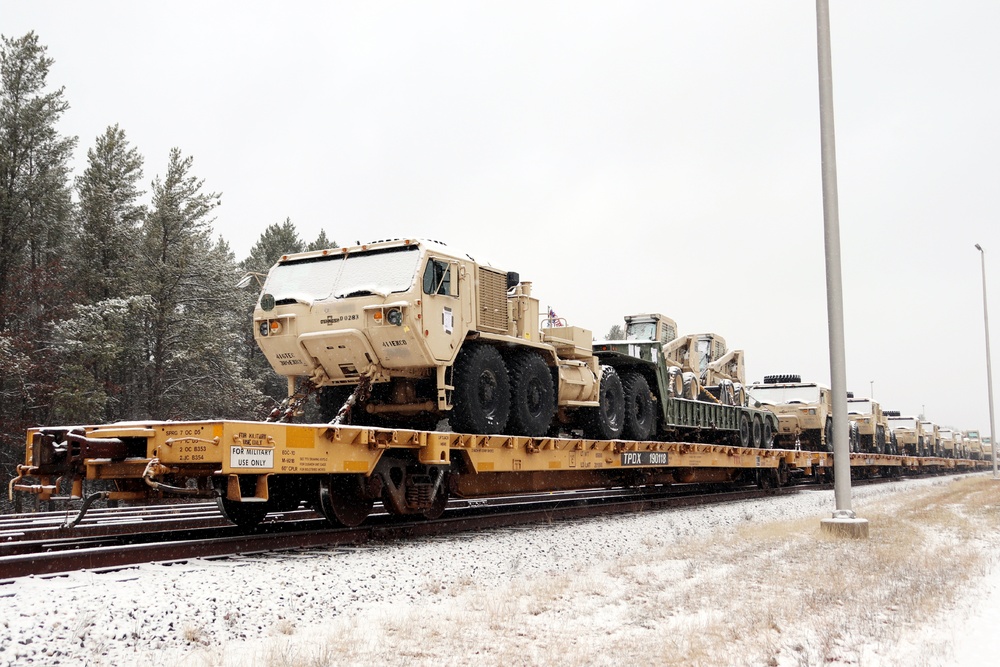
[847,396,892,454]
[919,421,940,457]
[938,428,957,458]
[746,375,859,451]
[963,430,983,460]
[886,413,924,456]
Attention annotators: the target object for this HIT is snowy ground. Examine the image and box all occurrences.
[1,474,997,666]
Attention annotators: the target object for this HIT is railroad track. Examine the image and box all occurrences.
[0,473,924,581]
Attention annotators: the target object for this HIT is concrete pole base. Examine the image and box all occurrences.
[821,510,869,539]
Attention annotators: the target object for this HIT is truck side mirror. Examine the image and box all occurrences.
[506,272,520,289]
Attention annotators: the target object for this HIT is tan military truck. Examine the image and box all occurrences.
[919,421,940,457]
[847,395,892,454]
[938,428,957,458]
[982,435,994,461]
[963,430,984,460]
[254,238,616,439]
[886,413,924,456]
[747,375,856,451]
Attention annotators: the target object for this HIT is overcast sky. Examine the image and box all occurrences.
[5,1,999,433]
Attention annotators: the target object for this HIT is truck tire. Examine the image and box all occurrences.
[762,417,774,449]
[738,413,751,448]
[507,352,556,437]
[876,425,886,454]
[763,374,801,384]
[751,414,763,448]
[451,345,510,434]
[824,416,833,452]
[622,372,655,441]
[584,366,625,440]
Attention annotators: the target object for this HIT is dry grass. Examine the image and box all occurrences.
[201,476,999,667]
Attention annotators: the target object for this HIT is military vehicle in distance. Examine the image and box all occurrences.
[919,420,941,457]
[747,375,850,451]
[963,430,984,460]
[847,395,894,454]
[886,413,925,456]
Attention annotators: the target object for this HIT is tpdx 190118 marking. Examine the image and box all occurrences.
[620,451,669,466]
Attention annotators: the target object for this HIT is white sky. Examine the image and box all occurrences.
[5,1,999,432]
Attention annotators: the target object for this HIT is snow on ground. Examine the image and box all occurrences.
[0,475,996,666]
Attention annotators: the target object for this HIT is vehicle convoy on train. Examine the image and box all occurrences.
[252,238,777,446]
[7,238,991,529]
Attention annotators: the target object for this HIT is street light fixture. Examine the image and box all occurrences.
[974,243,998,479]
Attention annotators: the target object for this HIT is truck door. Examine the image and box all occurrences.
[420,256,464,362]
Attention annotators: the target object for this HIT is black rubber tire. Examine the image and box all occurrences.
[738,413,751,448]
[622,372,656,441]
[849,422,860,453]
[884,410,900,417]
[762,418,774,449]
[451,345,510,434]
[217,497,269,530]
[876,426,886,455]
[824,416,833,453]
[507,353,556,437]
[751,415,763,449]
[583,366,625,440]
[318,474,374,527]
[763,374,801,384]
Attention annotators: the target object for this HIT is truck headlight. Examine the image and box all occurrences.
[387,308,403,326]
[259,321,269,337]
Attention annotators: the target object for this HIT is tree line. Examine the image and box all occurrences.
[0,32,327,475]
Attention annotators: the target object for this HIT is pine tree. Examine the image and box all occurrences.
[0,32,77,330]
[307,228,335,252]
[73,124,145,301]
[0,32,77,474]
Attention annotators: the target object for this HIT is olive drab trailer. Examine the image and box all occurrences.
[593,313,777,448]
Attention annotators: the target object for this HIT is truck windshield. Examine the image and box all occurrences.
[626,322,656,340]
[262,245,421,304]
[749,385,822,405]
[847,399,873,415]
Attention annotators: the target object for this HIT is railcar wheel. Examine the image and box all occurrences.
[422,476,450,520]
[738,413,751,448]
[217,497,269,530]
[451,345,510,434]
[507,353,556,437]
[751,415,763,449]
[622,372,655,441]
[318,474,374,527]
[583,366,625,440]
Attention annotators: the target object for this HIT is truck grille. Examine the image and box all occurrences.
[477,268,508,333]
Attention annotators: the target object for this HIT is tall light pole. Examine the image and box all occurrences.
[816,0,867,537]
[974,243,998,479]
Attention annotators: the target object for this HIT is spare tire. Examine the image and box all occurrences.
[884,410,901,417]
[763,374,801,384]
